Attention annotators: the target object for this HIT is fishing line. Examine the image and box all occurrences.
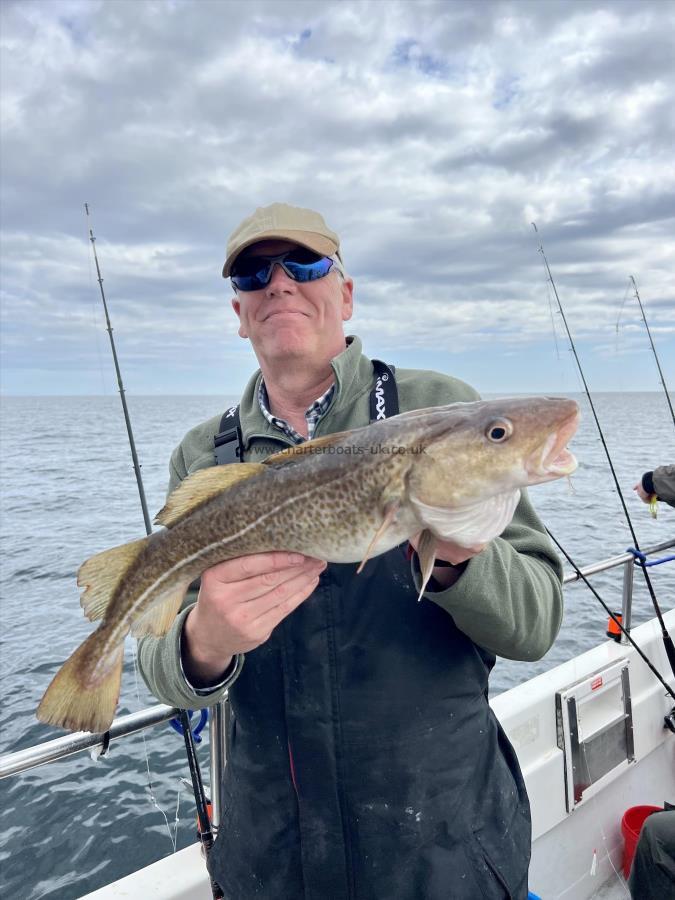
[547,528,675,703]
[173,780,183,847]
[614,280,631,356]
[532,223,675,680]
[577,737,632,898]
[131,647,178,852]
[537,243,562,362]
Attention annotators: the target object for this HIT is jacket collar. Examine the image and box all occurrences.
[238,335,372,447]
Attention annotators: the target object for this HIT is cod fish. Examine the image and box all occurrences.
[37,396,579,734]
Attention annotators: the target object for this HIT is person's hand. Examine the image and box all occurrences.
[409,533,487,565]
[183,552,326,684]
[633,482,652,504]
[424,537,488,566]
[408,534,488,589]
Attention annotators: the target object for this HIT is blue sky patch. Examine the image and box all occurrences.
[392,39,448,78]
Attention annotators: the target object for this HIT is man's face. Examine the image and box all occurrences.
[231,239,353,365]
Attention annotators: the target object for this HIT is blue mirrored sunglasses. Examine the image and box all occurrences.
[231,248,337,292]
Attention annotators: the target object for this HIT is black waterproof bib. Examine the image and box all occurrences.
[208,362,530,899]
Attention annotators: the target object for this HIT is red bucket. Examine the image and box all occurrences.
[621,805,662,878]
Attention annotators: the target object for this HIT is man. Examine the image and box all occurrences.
[628,809,675,899]
[139,203,564,899]
[630,464,675,899]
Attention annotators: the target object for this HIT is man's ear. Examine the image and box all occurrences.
[341,278,354,322]
[231,296,248,338]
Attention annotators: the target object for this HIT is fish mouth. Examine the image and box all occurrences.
[529,410,580,478]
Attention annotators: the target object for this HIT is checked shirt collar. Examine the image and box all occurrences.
[257,379,335,444]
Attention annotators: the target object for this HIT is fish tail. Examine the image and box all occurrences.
[37,629,124,734]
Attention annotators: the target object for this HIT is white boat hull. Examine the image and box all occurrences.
[496,609,675,899]
[83,609,675,900]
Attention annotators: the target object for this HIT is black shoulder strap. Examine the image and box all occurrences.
[214,405,243,465]
[213,362,400,465]
[369,359,399,421]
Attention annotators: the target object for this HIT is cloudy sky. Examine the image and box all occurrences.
[1,0,674,397]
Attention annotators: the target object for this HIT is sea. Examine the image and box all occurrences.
[0,392,673,900]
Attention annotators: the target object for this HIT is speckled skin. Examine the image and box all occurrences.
[99,396,578,660]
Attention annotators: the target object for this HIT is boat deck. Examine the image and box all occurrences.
[590,877,630,899]
[82,841,635,899]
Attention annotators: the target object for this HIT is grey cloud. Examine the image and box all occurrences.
[1,0,673,394]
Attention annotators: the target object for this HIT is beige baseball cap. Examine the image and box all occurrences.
[222,202,342,277]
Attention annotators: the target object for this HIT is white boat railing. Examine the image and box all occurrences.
[1,536,673,829]
[562,537,674,639]
[0,704,179,779]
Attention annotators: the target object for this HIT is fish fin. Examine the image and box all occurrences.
[264,431,353,465]
[356,501,400,574]
[415,529,438,601]
[36,631,124,734]
[78,537,150,622]
[130,582,188,638]
[155,463,266,527]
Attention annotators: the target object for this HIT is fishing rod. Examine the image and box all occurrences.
[84,205,222,898]
[547,528,675,707]
[180,711,223,899]
[621,276,675,429]
[85,203,153,536]
[531,223,675,680]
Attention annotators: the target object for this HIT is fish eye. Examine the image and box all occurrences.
[486,419,513,443]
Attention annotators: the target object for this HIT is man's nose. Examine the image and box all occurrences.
[265,263,296,296]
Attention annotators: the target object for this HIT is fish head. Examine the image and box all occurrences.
[406,396,580,507]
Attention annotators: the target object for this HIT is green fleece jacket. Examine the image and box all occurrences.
[138,336,564,710]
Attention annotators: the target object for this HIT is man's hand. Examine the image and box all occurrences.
[634,482,652,504]
[409,534,488,590]
[426,537,488,566]
[183,552,327,685]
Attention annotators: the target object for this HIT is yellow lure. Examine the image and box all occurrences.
[649,494,658,519]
